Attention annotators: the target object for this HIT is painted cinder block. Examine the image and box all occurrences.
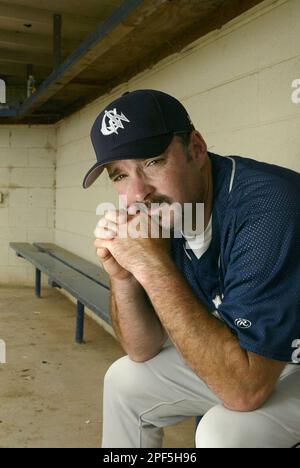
[0,168,10,187]
[10,167,55,188]
[9,126,53,149]
[28,188,54,208]
[28,147,55,168]
[27,228,54,243]
[0,207,9,227]
[0,148,28,167]
[8,205,48,228]
[0,128,10,147]
[254,0,300,69]
[56,137,93,168]
[258,56,300,123]
[186,73,259,134]
[9,188,28,207]
[205,116,300,173]
[56,161,91,188]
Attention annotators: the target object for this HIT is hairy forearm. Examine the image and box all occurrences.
[136,258,274,410]
[110,276,167,361]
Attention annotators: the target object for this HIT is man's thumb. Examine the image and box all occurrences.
[97,247,111,259]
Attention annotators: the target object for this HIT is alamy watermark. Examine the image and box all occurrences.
[0,78,6,104]
[291,79,300,104]
[291,339,300,364]
[96,195,205,245]
[0,339,6,364]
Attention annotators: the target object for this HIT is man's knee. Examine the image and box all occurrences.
[104,355,149,402]
[195,405,251,448]
[195,404,296,448]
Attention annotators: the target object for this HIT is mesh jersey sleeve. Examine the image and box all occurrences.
[218,179,300,362]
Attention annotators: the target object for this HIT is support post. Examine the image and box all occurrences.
[53,14,62,70]
[76,301,84,344]
[35,268,41,297]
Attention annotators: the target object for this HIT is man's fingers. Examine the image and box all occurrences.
[94,237,114,249]
[96,217,118,231]
[94,226,116,239]
[97,217,109,228]
[96,247,111,259]
[104,209,127,224]
[95,210,127,238]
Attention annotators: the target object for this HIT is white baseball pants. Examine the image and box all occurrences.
[101,339,300,448]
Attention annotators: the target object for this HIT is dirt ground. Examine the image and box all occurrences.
[0,287,195,448]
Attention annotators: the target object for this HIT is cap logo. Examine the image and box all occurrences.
[101,108,130,135]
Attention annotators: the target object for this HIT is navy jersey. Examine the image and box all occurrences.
[171,153,300,363]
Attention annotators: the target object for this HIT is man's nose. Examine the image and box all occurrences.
[129,176,155,203]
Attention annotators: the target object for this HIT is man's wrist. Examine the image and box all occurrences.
[110,274,140,292]
[134,254,175,288]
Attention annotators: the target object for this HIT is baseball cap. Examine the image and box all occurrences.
[82,89,194,188]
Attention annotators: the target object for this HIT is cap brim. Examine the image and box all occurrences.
[82,162,105,189]
[82,133,173,189]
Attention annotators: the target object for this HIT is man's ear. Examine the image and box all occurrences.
[189,130,207,165]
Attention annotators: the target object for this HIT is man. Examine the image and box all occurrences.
[83,89,300,448]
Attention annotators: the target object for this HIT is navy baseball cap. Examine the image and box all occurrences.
[82,89,194,188]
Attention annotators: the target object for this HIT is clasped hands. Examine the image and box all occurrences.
[94,206,171,281]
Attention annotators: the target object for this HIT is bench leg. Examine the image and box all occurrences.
[76,301,84,344]
[35,268,41,297]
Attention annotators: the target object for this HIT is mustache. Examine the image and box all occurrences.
[143,196,173,208]
[127,196,175,217]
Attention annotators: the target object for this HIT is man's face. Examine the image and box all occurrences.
[105,131,208,212]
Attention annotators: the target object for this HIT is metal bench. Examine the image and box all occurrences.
[9,242,110,343]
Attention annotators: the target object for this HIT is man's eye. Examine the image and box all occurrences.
[146,159,161,168]
[114,174,126,182]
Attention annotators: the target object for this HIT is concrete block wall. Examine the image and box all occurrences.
[0,126,56,286]
[55,0,300,268]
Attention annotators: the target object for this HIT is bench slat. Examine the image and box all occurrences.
[33,242,109,289]
[9,242,110,324]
